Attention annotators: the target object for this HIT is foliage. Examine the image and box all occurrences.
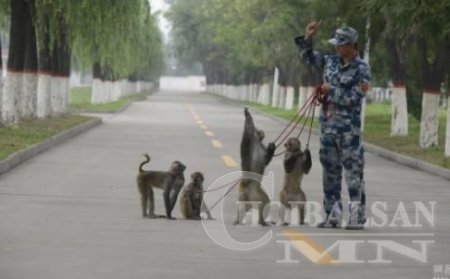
[2,0,164,80]
[167,0,450,115]
[32,0,164,80]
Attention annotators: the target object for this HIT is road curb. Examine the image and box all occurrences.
[0,117,102,176]
[114,103,132,114]
[69,103,132,114]
[206,93,450,181]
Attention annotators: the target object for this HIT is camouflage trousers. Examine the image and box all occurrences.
[319,132,366,222]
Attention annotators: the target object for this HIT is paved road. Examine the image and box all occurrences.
[1,91,449,279]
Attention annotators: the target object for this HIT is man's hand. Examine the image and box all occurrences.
[321,83,331,94]
[305,20,321,39]
[359,82,369,95]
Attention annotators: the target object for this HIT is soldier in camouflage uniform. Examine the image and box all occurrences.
[294,21,370,230]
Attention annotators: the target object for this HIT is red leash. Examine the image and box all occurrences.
[273,85,326,155]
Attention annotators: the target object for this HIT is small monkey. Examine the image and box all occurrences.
[279,138,312,225]
[179,172,214,220]
[137,154,186,219]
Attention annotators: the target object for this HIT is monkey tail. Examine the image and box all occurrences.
[139,154,151,173]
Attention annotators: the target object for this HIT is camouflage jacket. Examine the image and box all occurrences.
[295,36,371,136]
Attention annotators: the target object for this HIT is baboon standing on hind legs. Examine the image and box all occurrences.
[234,108,276,226]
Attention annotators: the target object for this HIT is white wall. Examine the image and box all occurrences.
[159,76,206,92]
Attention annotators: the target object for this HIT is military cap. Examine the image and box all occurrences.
[328,26,358,46]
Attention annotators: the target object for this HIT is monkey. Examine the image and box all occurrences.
[179,172,214,220]
[234,108,276,226]
[137,154,186,219]
[279,137,312,226]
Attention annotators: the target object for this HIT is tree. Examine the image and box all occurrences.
[1,0,164,122]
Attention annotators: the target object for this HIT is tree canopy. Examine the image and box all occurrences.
[167,0,450,89]
[166,0,449,118]
[0,0,164,81]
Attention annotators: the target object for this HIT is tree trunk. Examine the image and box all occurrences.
[271,67,279,107]
[285,60,297,109]
[417,36,446,149]
[259,83,271,105]
[21,0,38,118]
[419,91,440,148]
[36,9,52,118]
[445,45,450,157]
[305,67,320,117]
[360,20,370,132]
[285,86,295,110]
[92,63,119,104]
[0,34,3,116]
[385,36,406,85]
[298,68,308,109]
[91,63,104,104]
[277,65,288,109]
[50,22,71,115]
[446,77,450,156]
[391,84,409,136]
[385,35,409,136]
[2,0,27,125]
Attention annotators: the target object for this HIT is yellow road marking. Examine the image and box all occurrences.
[211,140,223,148]
[200,125,208,130]
[281,228,337,265]
[205,131,215,137]
[221,155,238,168]
[197,120,204,125]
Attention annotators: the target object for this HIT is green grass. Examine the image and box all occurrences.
[364,103,449,169]
[1,86,153,162]
[0,115,95,160]
[240,101,450,169]
[70,86,151,112]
